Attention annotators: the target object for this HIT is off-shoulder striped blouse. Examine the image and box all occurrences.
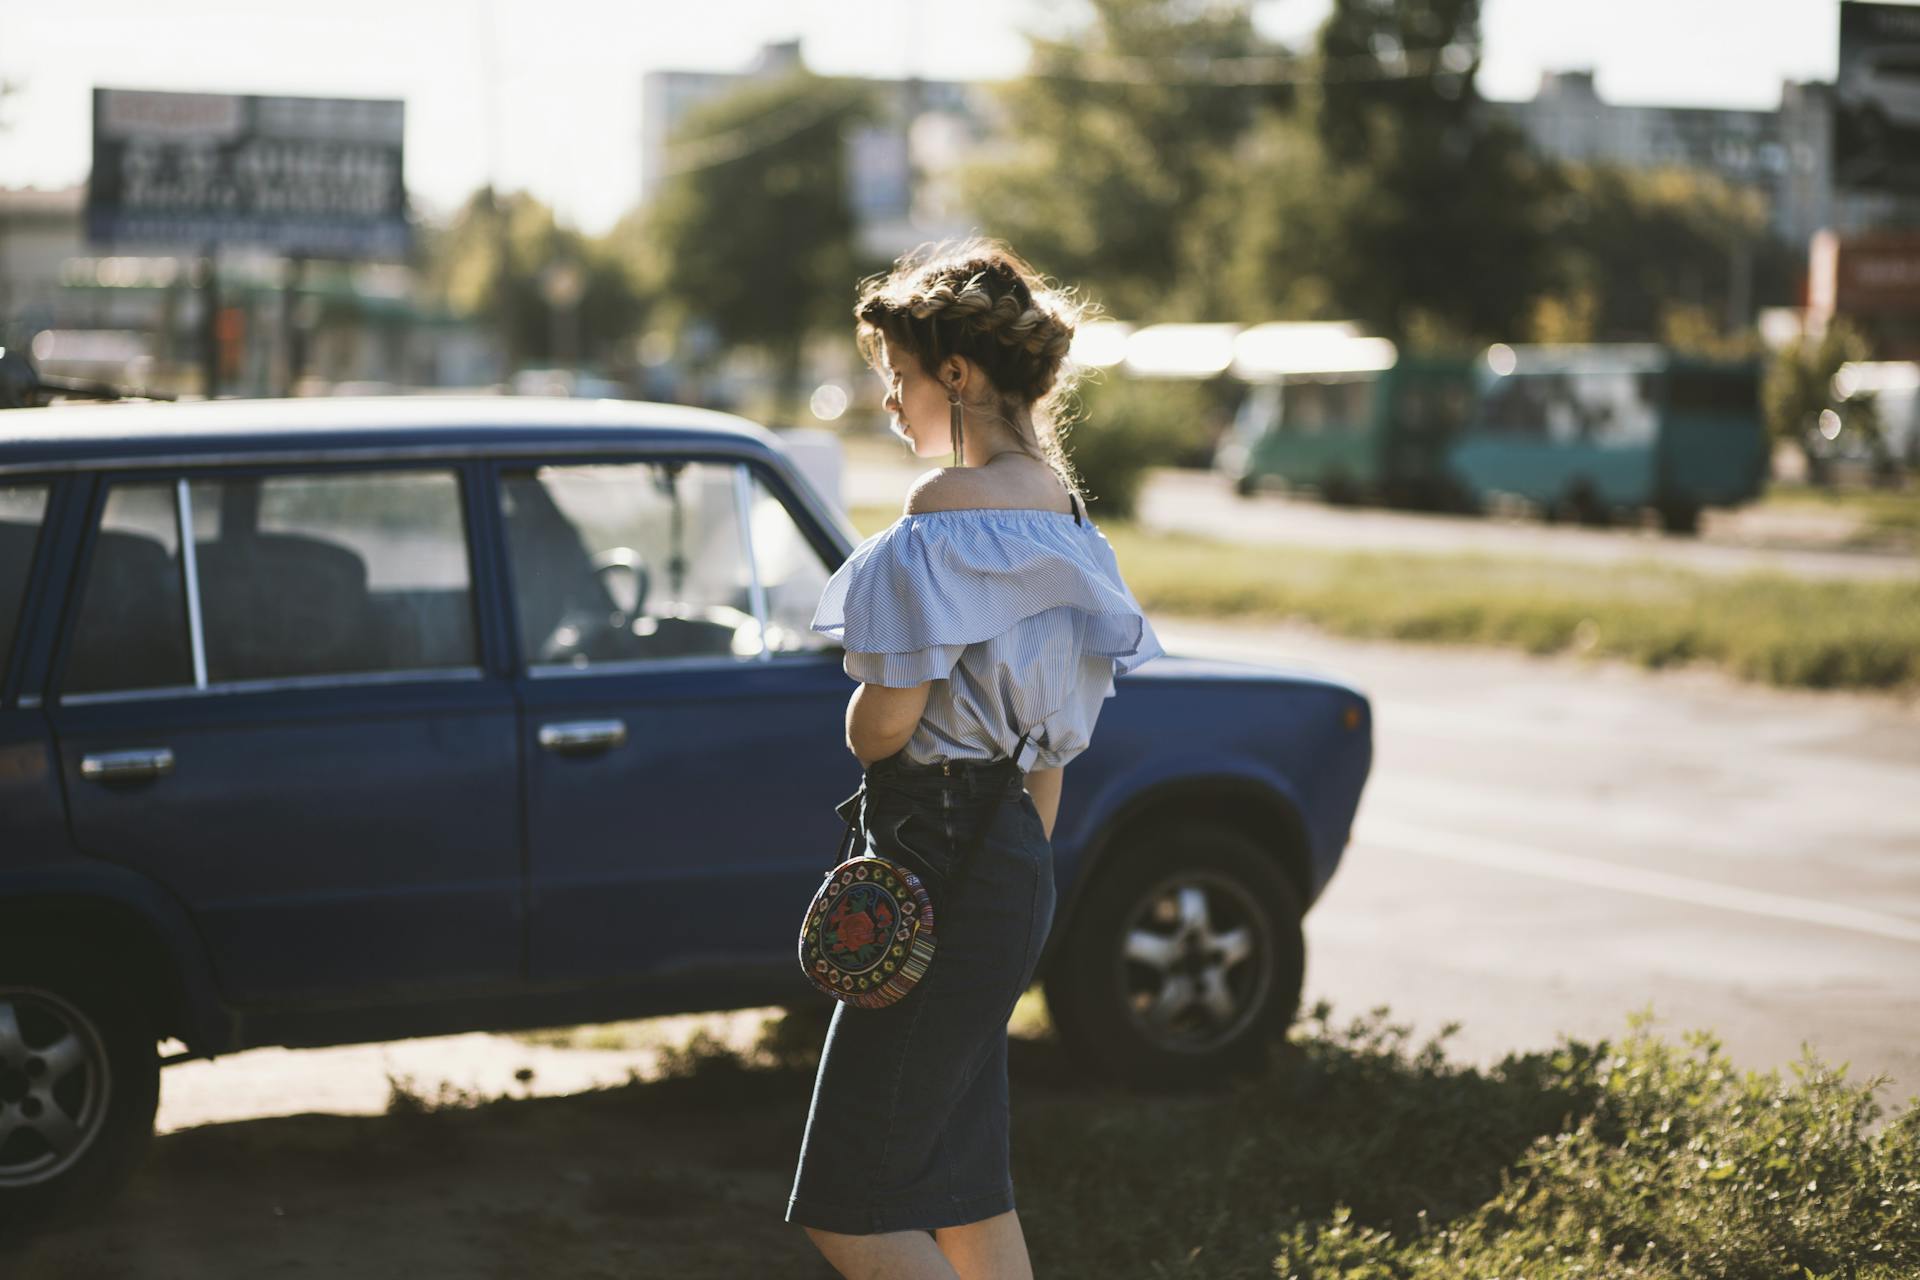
[809,492,1164,771]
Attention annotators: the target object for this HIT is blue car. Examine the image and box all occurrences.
[0,396,1372,1220]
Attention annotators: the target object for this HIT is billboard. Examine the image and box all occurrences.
[1836,1,1920,194]
[87,88,408,258]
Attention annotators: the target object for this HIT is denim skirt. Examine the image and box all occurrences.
[785,747,1058,1235]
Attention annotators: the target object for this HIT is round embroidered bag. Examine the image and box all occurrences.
[798,833,940,1010]
[798,734,1028,1009]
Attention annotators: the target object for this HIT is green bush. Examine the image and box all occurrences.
[1061,375,1224,520]
[1035,1008,1919,1278]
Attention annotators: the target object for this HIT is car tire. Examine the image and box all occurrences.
[1320,471,1358,506]
[1657,501,1700,535]
[1232,472,1257,499]
[1043,819,1304,1091]
[0,943,159,1233]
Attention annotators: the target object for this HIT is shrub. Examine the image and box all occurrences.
[1062,374,1224,520]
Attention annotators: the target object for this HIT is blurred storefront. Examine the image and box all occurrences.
[1808,229,1920,360]
[2,184,495,397]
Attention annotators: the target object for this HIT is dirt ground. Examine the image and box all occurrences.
[8,1000,1069,1279]
[7,1008,897,1279]
[16,1065,831,1278]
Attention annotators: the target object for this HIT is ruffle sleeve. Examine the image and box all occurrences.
[810,509,1164,688]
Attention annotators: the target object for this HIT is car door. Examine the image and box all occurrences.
[497,451,858,985]
[44,462,524,1005]
[0,478,70,854]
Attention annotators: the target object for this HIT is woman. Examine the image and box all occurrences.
[787,238,1162,1279]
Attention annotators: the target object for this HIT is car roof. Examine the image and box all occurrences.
[0,395,780,474]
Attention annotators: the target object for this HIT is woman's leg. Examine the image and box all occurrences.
[933,1210,1035,1280]
[801,1225,963,1279]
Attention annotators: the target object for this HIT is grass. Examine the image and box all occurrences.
[849,504,1920,695]
[1761,481,1920,545]
[524,1000,1920,1279]
[1014,1004,1919,1278]
[29,998,1912,1279]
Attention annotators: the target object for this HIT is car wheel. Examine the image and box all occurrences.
[1232,472,1257,499]
[1320,472,1357,506]
[0,950,159,1232]
[1657,501,1700,535]
[1560,481,1608,527]
[1044,820,1304,1090]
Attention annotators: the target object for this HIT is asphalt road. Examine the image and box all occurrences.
[1138,468,1920,582]
[1153,614,1920,1108]
[837,448,1920,581]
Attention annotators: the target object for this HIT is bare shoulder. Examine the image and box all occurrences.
[904,458,1073,515]
[903,467,987,514]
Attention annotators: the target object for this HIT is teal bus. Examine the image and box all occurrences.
[1443,344,1767,534]
[1214,326,1477,511]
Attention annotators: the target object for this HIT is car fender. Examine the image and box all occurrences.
[0,859,239,1058]
[1052,748,1319,949]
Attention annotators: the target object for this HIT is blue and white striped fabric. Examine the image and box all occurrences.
[810,502,1164,771]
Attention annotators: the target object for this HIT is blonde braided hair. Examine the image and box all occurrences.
[855,237,1095,499]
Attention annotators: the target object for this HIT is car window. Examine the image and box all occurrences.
[0,483,50,680]
[747,473,836,655]
[63,482,194,696]
[1666,369,1759,418]
[1478,374,1551,439]
[186,469,477,683]
[500,460,761,669]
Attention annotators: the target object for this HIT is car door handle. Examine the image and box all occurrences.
[80,748,176,784]
[537,719,628,755]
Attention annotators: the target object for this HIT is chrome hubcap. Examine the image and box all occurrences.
[1116,873,1271,1054]
[0,989,111,1188]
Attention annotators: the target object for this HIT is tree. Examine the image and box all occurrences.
[959,0,1294,321]
[644,71,872,418]
[1299,0,1559,346]
[1763,319,1879,488]
[1532,163,1795,350]
[418,188,646,374]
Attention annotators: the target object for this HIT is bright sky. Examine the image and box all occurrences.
[0,0,1846,236]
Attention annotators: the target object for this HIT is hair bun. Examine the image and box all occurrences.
[853,235,1098,502]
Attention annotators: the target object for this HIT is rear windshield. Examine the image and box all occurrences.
[0,483,50,682]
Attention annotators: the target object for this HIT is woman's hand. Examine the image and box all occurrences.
[846,681,932,768]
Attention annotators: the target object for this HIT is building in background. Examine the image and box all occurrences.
[1798,3,1920,362]
[1483,69,1920,252]
[640,40,1005,261]
[0,185,87,348]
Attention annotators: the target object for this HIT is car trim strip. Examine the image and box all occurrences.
[57,665,486,706]
[0,438,773,479]
[175,478,210,690]
[732,463,771,663]
[522,652,834,679]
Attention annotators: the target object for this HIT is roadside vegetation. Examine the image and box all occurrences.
[1762,481,1920,549]
[25,999,1910,1279]
[850,505,1920,695]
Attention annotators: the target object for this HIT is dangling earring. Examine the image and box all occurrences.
[949,389,965,467]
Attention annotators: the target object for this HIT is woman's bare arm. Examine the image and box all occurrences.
[845,681,932,768]
[1024,765,1063,841]
[849,680,1064,840]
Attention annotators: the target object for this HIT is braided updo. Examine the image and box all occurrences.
[854,237,1093,496]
